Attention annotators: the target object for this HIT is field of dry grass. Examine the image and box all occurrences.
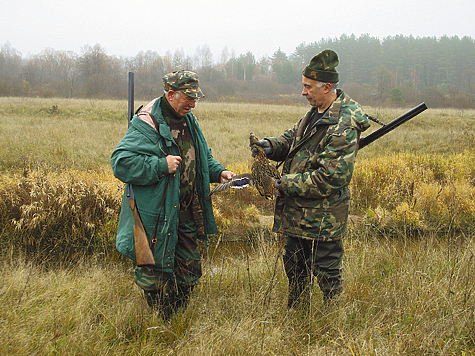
[1,97,475,355]
[2,230,475,355]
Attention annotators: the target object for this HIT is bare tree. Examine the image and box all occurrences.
[195,44,213,69]
[0,42,23,95]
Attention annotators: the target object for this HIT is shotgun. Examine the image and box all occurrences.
[126,72,155,267]
[359,102,428,149]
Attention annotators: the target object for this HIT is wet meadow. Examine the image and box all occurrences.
[1,97,474,355]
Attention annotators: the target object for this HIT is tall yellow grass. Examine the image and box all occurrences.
[1,98,475,354]
[352,151,475,233]
[1,230,474,354]
[0,167,122,252]
[1,98,474,249]
[1,152,473,251]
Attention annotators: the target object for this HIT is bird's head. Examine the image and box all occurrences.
[249,132,260,146]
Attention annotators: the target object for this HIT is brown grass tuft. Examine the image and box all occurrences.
[0,167,122,253]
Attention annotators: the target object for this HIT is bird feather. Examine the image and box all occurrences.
[206,132,281,200]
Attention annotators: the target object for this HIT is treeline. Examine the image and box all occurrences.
[1,34,475,108]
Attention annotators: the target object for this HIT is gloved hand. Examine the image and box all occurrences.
[251,139,272,156]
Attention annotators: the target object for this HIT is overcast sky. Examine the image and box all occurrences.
[2,0,474,60]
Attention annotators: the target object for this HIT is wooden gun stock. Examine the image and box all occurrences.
[126,72,155,267]
[128,198,156,267]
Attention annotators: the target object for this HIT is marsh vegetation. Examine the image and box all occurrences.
[1,98,474,355]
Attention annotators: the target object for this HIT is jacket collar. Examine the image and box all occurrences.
[289,90,344,154]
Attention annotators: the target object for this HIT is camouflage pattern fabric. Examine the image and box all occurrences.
[134,266,171,292]
[302,49,340,83]
[134,219,202,291]
[160,97,197,220]
[162,70,204,99]
[173,219,202,285]
[267,90,370,241]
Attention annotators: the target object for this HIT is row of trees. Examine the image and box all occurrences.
[1,34,475,108]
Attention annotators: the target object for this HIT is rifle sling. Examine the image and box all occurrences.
[276,124,329,170]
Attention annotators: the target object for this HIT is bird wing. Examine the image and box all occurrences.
[205,173,255,199]
[264,162,281,179]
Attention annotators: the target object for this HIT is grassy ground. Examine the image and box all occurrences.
[1,97,475,355]
[2,229,474,355]
[1,97,474,169]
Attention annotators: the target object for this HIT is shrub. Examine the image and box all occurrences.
[351,151,475,234]
[0,167,122,252]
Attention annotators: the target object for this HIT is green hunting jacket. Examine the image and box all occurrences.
[111,96,225,274]
[266,90,370,241]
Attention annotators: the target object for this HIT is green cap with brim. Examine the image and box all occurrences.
[302,49,339,83]
[162,70,204,99]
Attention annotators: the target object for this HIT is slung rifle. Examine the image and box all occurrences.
[126,72,155,267]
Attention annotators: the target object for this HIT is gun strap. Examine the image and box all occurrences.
[276,124,329,170]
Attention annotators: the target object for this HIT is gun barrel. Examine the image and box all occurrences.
[359,102,428,149]
[125,71,155,266]
[127,72,134,126]
[126,72,135,202]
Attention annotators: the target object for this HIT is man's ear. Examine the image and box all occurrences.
[323,83,332,94]
[166,90,175,99]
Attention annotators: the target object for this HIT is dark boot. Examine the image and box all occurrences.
[144,290,161,308]
[143,289,175,320]
[160,284,195,319]
[172,284,194,310]
[287,278,311,310]
[287,283,301,309]
[322,287,342,307]
[317,267,343,308]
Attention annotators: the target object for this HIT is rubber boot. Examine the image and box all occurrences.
[144,290,161,308]
[160,284,195,319]
[143,289,175,320]
[322,287,342,307]
[287,278,310,310]
[172,284,194,311]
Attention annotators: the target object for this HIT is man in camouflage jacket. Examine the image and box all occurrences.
[255,49,370,308]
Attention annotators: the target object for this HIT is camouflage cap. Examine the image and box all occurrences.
[302,49,339,83]
[162,70,204,99]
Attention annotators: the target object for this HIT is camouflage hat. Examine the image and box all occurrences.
[162,70,204,99]
[302,49,339,83]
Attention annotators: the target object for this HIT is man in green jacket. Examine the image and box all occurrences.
[111,70,235,319]
[253,50,370,309]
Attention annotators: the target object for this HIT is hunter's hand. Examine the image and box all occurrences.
[166,155,182,173]
[220,170,236,182]
[251,139,272,156]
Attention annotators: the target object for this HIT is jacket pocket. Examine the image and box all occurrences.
[282,189,350,239]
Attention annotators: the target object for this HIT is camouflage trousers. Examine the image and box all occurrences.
[134,219,202,293]
[283,235,344,308]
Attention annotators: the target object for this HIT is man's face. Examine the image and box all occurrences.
[301,75,328,109]
[167,90,197,117]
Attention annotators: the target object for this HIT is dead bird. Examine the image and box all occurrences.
[206,132,280,199]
